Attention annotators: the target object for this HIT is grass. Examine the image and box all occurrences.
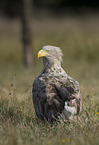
[0,13,99,145]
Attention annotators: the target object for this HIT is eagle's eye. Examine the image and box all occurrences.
[46,50,50,53]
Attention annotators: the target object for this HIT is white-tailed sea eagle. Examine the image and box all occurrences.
[32,45,81,122]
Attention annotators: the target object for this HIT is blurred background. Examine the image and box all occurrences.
[0,0,99,93]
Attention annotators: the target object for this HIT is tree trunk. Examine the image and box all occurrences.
[21,0,33,67]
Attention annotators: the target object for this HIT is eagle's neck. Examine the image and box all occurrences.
[43,57,61,71]
[39,57,67,79]
[38,57,67,77]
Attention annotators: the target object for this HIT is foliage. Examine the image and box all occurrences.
[0,14,99,145]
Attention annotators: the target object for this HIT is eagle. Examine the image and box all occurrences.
[32,45,81,122]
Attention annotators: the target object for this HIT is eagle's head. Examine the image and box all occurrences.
[37,45,63,67]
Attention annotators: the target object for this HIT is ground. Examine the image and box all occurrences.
[0,13,99,145]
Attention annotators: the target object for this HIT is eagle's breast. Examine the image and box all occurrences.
[38,66,67,104]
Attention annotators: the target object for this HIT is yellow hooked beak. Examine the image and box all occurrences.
[37,50,49,58]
